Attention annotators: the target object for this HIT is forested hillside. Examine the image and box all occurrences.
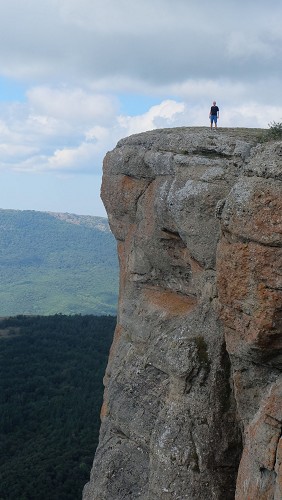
[0,314,116,500]
[0,209,119,316]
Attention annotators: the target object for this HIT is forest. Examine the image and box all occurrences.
[0,314,116,500]
[0,209,119,316]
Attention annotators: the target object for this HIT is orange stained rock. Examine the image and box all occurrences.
[101,174,150,221]
[107,324,123,367]
[136,179,159,239]
[100,399,108,420]
[230,183,282,245]
[235,379,282,500]
[117,225,136,295]
[143,287,197,316]
[217,239,282,350]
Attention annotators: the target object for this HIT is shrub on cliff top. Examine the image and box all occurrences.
[259,120,282,142]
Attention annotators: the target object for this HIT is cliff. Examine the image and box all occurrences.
[83,127,282,500]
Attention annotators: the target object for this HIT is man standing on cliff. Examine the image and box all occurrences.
[209,101,219,129]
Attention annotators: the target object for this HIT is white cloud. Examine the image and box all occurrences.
[118,100,186,135]
[0,0,281,87]
[0,1,281,181]
[0,144,38,162]
[48,142,97,171]
[26,87,117,123]
[85,126,110,143]
[222,104,282,128]
[1,83,282,177]
[227,32,273,60]
[0,86,119,174]
[0,88,187,175]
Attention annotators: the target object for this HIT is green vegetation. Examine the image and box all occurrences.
[0,314,116,500]
[0,210,119,316]
[258,121,282,142]
[267,121,282,139]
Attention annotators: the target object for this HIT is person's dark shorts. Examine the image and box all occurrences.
[210,115,217,124]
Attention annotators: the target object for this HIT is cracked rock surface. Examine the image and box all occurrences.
[83,128,282,500]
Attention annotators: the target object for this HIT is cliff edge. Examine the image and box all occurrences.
[83,127,282,499]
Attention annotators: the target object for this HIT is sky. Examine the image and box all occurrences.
[0,0,281,217]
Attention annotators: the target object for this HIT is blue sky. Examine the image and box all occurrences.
[0,0,281,217]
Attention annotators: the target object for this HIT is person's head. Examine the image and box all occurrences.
[213,101,216,105]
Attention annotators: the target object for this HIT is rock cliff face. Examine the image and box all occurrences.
[83,128,282,500]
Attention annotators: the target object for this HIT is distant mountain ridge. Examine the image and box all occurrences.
[0,209,119,316]
[46,211,111,231]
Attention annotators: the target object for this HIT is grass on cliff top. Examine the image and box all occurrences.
[147,124,282,141]
[141,126,269,143]
[258,121,282,142]
[201,121,282,142]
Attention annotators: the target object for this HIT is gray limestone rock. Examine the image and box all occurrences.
[83,128,282,500]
